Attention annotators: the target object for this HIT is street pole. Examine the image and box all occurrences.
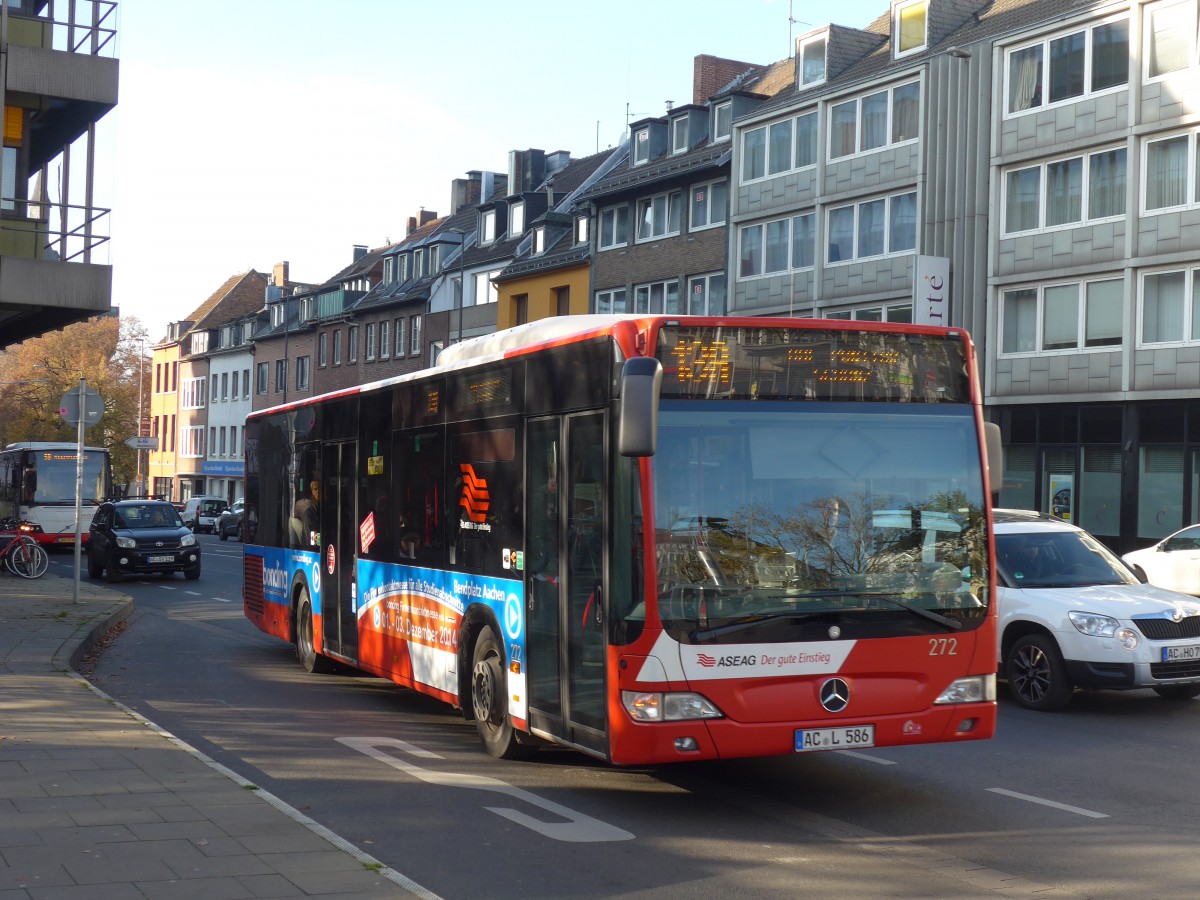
[136,341,144,496]
[73,377,85,604]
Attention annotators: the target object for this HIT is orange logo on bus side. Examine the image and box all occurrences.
[460,464,490,523]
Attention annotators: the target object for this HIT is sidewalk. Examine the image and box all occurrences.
[0,571,432,899]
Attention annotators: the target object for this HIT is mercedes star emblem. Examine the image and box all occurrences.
[819,677,850,713]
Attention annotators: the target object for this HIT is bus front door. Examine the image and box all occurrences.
[526,413,607,756]
[320,441,359,661]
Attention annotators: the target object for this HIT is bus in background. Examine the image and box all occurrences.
[0,442,113,546]
[243,315,1000,765]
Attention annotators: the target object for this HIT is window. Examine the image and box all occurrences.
[533,227,546,254]
[231,426,238,458]
[798,34,826,86]
[1140,267,1200,345]
[633,128,650,165]
[348,325,358,362]
[633,279,683,314]
[333,329,342,365]
[894,0,927,56]
[481,209,496,244]
[714,101,732,141]
[398,254,410,283]
[829,82,920,159]
[687,273,727,315]
[395,318,405,357]
[219,427,227,457]
[1006,17,1129,114]
[575,215,589,244]
[220,372,228,401]
[515,294,528,325]
[827,191,916,263]
[595,288,628,313]
[510,202,525,235]
[1003,147,1127,233]
[636,190,682,241]
[555,286,570,316]
[1002,277,1124,354]
[739,213,816,277]
[383,257,393,283]
[1144,0,1195,79]
[690,179,727,229]
[210,426,217,457]
[474,270,498,305]
[180,427,204,458]
[232,370,240,398]
[191,332,208,354]
[181,377,206,410]
[243,368,250,399]
[598,205,629,249]
[318,333,328,367]
[256,362,268,394]
[672,116,689,154]
[210,374,218,403]
[365,323,376,361]
[296,356,310,390]
[410,315,422,354]
[740,111,817,183]
[824,303,914,322]
[379,321,390,359]
[1144,130,1199,212]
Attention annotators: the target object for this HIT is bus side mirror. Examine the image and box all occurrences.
[618,357,662,458]
[984,422,1003,497]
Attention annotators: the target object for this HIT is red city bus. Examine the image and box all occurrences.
[242,315,999,764]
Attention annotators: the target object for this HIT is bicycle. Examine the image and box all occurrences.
[0,527,50,578]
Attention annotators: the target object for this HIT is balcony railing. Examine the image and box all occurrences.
[0,198,110,263]
[6,0,118,57]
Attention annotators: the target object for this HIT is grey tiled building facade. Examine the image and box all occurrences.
[724,0,1200,553]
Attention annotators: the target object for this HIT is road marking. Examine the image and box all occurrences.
[987,787,1108,818]
[159,585,177,591]
[836,750,897,765]
[337,736,634,843]
[184,590,202,596]
[213,596,232,603]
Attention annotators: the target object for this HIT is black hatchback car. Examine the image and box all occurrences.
[87,500,201,582]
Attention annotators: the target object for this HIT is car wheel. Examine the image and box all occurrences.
[1006,633,1074,711]
[184,565,200,581]
[219,526,228,541]
[103,555,123,584]
[86,548,101,579]
[1153,684,1200,700]
[236,522,243,542]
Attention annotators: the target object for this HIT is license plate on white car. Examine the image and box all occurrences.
[795,725,875,752]
[1162,644,1200,662]
[147,555,173,564]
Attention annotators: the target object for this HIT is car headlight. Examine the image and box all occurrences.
[935,674,996,704]
[181,533,196,547]
[621,691,723,721]
[1069,611,1120,637]
[116,536,136,549]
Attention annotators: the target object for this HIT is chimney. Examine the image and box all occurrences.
[272,261,289,287]
[419,209,437,228]
[353,244,368,262]
[451,173,483,214]
[508,149,546,194]
[693,53,761,104]
[407,216,417,235]
[480,170,495,201]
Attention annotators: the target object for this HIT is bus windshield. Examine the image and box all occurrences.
[652,402,988,643]
[23,450,109,505]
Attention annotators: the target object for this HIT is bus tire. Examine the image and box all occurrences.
[1006,633,1073,711]
[470,625,534,759]
[296,589,334,674]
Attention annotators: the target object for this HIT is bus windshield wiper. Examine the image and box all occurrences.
[692,613,812,643]
[837,591,962,631]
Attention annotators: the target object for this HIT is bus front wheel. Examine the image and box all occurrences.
[296,589,334,674]
[471,626,533,759]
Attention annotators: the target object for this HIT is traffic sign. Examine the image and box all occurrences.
[59,386,104,428]
[125,436,158,450]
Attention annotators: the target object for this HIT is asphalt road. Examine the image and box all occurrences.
[51,537,1200,898]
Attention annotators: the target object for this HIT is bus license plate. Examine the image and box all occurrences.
[1163,644,1200,662]
[795,725,875,752]
[58,536,74,543]
[148,555,173,564]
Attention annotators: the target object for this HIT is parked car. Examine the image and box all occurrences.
[994,508,1200,710]
[87,499,201,582]
[217,498,244,541]
[181,495,228,533]
[1122,525,1200,596]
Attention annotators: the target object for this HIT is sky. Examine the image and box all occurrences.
[103,0,883,342]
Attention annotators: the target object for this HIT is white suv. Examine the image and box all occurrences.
[994,509,1200,710]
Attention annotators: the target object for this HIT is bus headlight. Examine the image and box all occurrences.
[181,533,196,547]
[116,536,136,549]
[622,691,724,721]
[19,520,42,534]
[935,674,995,704]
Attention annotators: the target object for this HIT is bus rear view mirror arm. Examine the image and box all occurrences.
[618,357,662,458]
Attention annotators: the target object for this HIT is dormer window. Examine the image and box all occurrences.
[533,226,546,254]
[894,0,928,57]
[271,304,285,327]
[575,214,589,244]
[430,245,441,273]
[383,257,394,283]
[191,331,208,354]
[482,208,497,244]
[672,117,688,154]
[714,102,732,141]
[510,201,525,235]
[633,128,650,165]
[415,248,425,277]
[798,34,827,87]
[398,254,409,282]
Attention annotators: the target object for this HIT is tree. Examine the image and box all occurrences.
[0,316,151,491]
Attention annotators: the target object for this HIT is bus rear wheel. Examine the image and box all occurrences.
[296,589,334,674]
[471,625,533,759]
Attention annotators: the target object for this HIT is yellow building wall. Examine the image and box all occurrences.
[495,262,591,331]
[147,344,179,499]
